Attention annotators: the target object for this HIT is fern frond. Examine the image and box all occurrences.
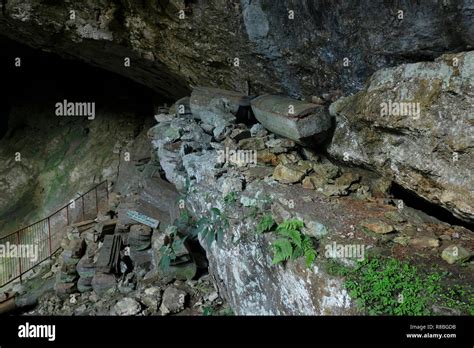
[256,214,275,234]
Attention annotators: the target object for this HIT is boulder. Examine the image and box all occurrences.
[160,287,187,315]
[77,277,93,293]
[251,95,332,143]
[91,273,117,295]
[112,298,142,316]
[129,224,153,251]
[327,51,474,223]
[272,164,306,184]
[190,87,250,128]
[441,245,471,264]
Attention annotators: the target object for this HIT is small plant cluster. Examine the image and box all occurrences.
[223,191,238,205]
[196,207,230,246]
[256,215,317,268]
[158,227,187,271]
[326,257,474,315]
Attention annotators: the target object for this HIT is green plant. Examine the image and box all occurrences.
[340,257,474,315]
[202,305,235,316]
[196,208,230,246]
[256,214,275,234]
[158,229,187,271]
[202,306,215,316]
[271,219,317,268]
[224,191,238,205]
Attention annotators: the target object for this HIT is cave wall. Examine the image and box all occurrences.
[0,0,472,100]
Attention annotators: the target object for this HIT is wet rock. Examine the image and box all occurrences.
[360,219,395,234]
[328,51,474,222]
[273,164,306,184]
[441,245,471,264]
[160,287,187,315]
[112,298,142,316]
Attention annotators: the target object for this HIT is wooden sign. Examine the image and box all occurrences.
[126,210,160,229]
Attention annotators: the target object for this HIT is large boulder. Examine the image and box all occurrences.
[251,95,332,143]
[190,87,251,127]
[327,51,474,223]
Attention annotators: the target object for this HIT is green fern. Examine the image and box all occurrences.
[271,219,317,268]
[256,214,275,234]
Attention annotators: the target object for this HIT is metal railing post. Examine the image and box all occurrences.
[47,217,52,258]
[82,195,85,221]
[95,187,99,215]
[16,231,22,283]
[66,204,69,225]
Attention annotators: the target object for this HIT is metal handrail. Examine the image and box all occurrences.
[0,181,109,288]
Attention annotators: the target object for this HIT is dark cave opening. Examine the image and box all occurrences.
[390,182,473,231]
[0,34,169,138]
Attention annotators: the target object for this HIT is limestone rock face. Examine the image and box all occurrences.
[328,51,474,223]
[1,0,473,99]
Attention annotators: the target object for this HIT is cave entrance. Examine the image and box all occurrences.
[0,34,173,236]
[390,183,473,232]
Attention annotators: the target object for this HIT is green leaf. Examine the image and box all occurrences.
[277,228,302,248]
[277,219,304,232]
[256,214,275,234]
[272,238,293,264]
